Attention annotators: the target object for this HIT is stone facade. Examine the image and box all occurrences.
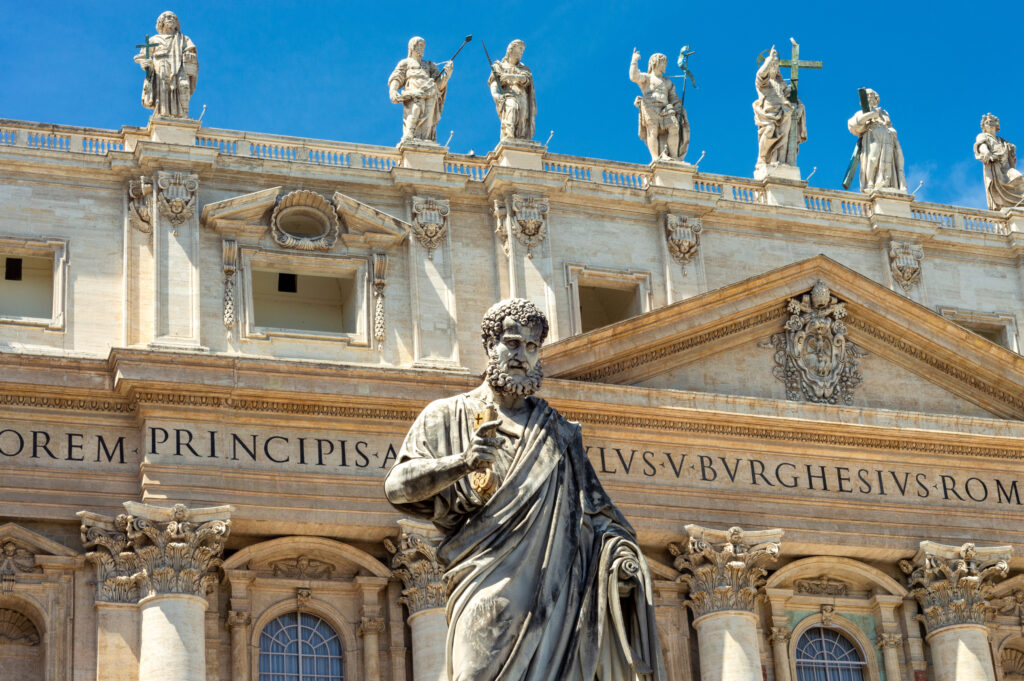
[2,101,1024,681]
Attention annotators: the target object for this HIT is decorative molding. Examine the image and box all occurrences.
[127,176,153,234]
[78,512,141,603]
[296,587,312,608]
[384,519,447,615]
[155,171,199,234]
[889,241,924,291]
[0,394,132,413]
[222,239,238,329]
[900,541,1010,633]
[358,616,386,636]
[768,626,792,644]
[795,576,849,596]
[373,253,387,347]
[669,524,782,619]
[269,555,335,579]
[226,610,250,630]
[409,196,449,257]
[664,214,702,267]
[766,280,867,405]
[493,199,510,255]
[875,633,902,649]
[820,604,835,626]
[510,194,548,256]
[270,190,340,251]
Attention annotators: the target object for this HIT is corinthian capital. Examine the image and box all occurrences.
[78,511,142,603]
[900,541,1010,633]
[384,518,446,614]
[669,524,783,619]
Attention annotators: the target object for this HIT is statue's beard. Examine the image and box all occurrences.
[486,357,543,397]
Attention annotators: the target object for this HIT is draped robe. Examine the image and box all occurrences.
[848,108,907,192]
[974,131,1024,210]
[390,393,665,681]
[139,31,197,118]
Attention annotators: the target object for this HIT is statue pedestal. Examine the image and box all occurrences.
[492,140,546,171]
[1004,207,1024,233]
[399,141,448,173]
[649,159,696,190]
[870,190,914,219]
[148,116,200,146]
[756,164,806,209]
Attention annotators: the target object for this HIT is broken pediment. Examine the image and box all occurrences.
[201,187,409,250]
[543,255,1024,420]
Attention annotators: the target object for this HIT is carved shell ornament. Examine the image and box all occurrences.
[270,190,340,251]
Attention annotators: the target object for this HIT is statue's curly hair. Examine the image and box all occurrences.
[480,298,549,350]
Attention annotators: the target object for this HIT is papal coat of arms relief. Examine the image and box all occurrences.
[766,280,866,405]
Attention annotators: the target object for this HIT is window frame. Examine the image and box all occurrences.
[239,247,370,346]
[257,610,345,681]
[788,614,881,681]
[0,236,69,331]
[249,599,358,681]
[936,305,1020,353]
[563,262,652,336]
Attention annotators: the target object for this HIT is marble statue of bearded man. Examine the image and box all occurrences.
[388,36,453,144]
[752,47,805,173]
[134,11,197,119]
[385,299,666,681]
[974,113,1024,210]
[847,88,907,193]
[488,40,537,141]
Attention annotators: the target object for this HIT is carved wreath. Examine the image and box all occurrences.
[665,214,702,266]
[270,190,340,251]
[156,172,198,228]
[410,196,450,255]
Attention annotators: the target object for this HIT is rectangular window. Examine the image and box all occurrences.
[565,263,652,336]
[252,269,358,334]
[578,283,641,334]
[0,253,54,319]
[937,306,1019,353]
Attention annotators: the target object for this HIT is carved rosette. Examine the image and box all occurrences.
[270,190,340,251]
[128,176,153,234]
[384,519,446,614]
[155,171,199,234]
[510,194,549,256]
[900,541,1010,633]
[664,214,702,266]
[889,241,924,291]
[410,196,450,257]
[372,253,388,347]
[766,280,867,405]
[79,502,232,603]
[669,524,783,619]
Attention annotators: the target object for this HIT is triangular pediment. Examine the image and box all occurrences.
[543,256,1024,420]
[0,523,78,558]
[201,187,409,249]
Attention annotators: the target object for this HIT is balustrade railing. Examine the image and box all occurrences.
[0,118,1016,237]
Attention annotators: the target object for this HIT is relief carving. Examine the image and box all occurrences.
[0,539,40,592]
[222,239,237,329]
[664,214,702,266]
[820,604,835,626]
[269,555,335,579]
[766,280,866,405]
[889,241,924,291]
[373,253,388,347]
[127,176,153,234]
[226,610,251,630]
[795,575,849,596]
[995,589,1024,629]
[1002,649,1024,678]
[155,171,199,234]
[78,512,142,603]
[296,587,312,608]
[384,519,447,614]
[510,194,548,256]
[410,196,449,257]
[359,615,386,635]
[669,524,782,618]
[0,609,40,646]
[270,190,341,251]
[876,633,902,649]
[900,541,1010,632]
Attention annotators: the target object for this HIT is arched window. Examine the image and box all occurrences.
[795,626,866,681]
[259,612,344,681]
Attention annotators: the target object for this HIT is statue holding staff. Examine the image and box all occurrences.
[389,36,456,144]
[846,88,907,193]
[974,113,1024,210]
[753,47,806,172]
[134,11,197,119]
[385,298,666,681]
[630,49,688,161]
[487,40,537,141]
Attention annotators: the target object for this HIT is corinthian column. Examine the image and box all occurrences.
[901,541,1010,681]
[126,502,232,681]
[385,519,448,681]
[671,525,783,681]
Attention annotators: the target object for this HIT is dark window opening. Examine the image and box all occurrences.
[278,272,297,293]
[4,257,22,281]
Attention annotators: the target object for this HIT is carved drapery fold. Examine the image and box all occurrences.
[664,214,702,267]
[128,176,154,234]
[410,197,449,257]
[889,240,924,291]
[670,524,783,619]
[155,171,199,235]
[79,502,232,603]
[766,280,866,405]
[384,519,446,614]
[900,541,1010,633]
[373,253,388,347]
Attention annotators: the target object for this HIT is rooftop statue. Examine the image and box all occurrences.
[487,40,537,142]
[630,49,688,162]
[974,113,1024,211]
[384,299,666,681]
[846,88,907,193]
[134,11,197,119]
[388,37,454,145]
[753,47,806,175]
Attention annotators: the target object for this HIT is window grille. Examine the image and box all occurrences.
[795,626,866,681]
[258,612,344,681]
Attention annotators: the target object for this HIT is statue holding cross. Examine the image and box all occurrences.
[133,11,197,119]
[752,38,821,178]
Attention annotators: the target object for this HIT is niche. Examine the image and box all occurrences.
[0,254,54,320]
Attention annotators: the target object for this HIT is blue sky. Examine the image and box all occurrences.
[3,1,1022,208]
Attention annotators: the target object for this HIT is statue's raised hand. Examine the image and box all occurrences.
[631,48,640,63]
[464,418,502,472]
